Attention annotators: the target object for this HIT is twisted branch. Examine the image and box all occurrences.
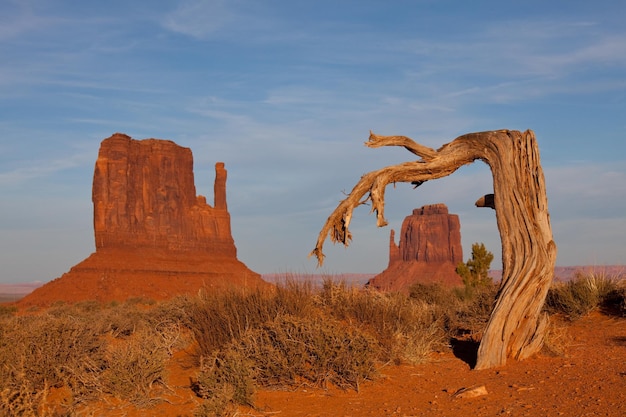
[310,132,479,265]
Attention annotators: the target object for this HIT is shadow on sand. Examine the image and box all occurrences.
[450,338,479,369]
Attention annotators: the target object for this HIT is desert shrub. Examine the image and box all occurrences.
[319,282,446,364]
[194,348,256,417]
[239,314,379,390]
[0,297,190,413]
[0,314,104,391]
[449,283,498,338]
[189,284,318,357]
[0,303,17,318]
[601,284,626,316]
[0,313,107,412]
[150,295,195,326]
[545,273,621,319]
[408,282,451,305]
[193,313,380,415]
[100,327,172,406]
[0,379,53,417]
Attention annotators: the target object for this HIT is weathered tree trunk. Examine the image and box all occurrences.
[311,129,557,369]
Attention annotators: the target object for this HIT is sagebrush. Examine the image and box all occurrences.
[0,272,622,416]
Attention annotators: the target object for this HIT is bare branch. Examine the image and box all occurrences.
[366,131,437,161]
[310,150,473,266]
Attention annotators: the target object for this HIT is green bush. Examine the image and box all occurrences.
[456,242,494,288]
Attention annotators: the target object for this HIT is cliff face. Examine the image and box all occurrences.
[368,204,463,292]
[19,134,266,307]
[392,204,463,265]
[92,134,234,255]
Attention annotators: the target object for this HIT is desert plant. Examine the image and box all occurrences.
[189,284,318,357]
[545,273,621,319]
[541,317,573,357]
[100,327,172,406]
[319,284,446,364]
[0,303,17,318]
[237,314,380,390]
[0,314,106,395]
[0,378,53,417]
[456,242,494,289]
[601,284,626,316]
[448,283,498,340]
[408,282,451,305]
[194,349,256,417]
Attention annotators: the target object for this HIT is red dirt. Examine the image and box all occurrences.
[67,311,625,417]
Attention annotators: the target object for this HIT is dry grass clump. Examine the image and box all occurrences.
[541,317,574,357]
[188,282,315,356]
[0,313,105,400]
[408,281,498,343]
[0,297,188,415]
[545,272,625,319]
[319,280,446,364]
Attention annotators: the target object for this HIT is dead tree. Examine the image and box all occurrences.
[311,129,557,369]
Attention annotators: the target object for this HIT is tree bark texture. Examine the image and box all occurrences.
[311,129,557,369]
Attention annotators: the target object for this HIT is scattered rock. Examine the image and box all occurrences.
[453,385,488,399]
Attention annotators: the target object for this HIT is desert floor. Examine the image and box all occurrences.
[68,311,625,417]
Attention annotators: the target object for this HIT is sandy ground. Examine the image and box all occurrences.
[67,311,625,417]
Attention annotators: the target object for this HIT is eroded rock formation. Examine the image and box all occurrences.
[367,203,463,291]
[20,133,265,307]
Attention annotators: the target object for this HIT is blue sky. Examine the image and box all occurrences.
[1,0,625,283]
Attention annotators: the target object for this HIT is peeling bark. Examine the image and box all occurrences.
[311,129,557,369]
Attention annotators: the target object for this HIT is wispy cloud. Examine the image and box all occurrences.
[0,1,48,40]
[0,152,92,186]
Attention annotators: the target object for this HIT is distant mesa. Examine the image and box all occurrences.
[367,203,464,292]
[19,133,266,307]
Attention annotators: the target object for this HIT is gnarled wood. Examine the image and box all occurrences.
[311,129,557,369]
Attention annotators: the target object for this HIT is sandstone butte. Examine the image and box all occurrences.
[19,133,267,307]
[367,203,464,291]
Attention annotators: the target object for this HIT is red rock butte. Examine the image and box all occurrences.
[367,203,463,292]
[19,133,266,307]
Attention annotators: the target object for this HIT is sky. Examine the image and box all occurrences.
[1,0,625,284]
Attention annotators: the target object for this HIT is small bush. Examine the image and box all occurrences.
[601,285,626,316]
[194,349,256,417]
[100,327,172,406]
[0,304,17,318]
[0,379,52,417]
[237,315,380,390]
[456,242,494,288]
[319,283,447,364]
[189,284,317,357]
[0,314,106,397]
[408,282,450,305]
[545,273,621,319]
